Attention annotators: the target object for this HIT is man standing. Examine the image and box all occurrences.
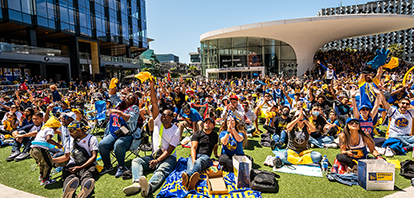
[182,117,218,191]
[123,78,180,197]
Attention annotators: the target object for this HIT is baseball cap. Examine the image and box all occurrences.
[230,95,239,100]
[358,104,371,111]
[346,117,360,125]
[62,111,77,120]
[204,117,215,124]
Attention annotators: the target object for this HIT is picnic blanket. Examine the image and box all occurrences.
[272,148,323,177]
[273,164,323,177]
[157,157,262,198]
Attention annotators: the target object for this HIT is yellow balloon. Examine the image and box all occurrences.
[403,65,414,86]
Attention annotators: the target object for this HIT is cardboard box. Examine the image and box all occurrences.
[207,170,228,195]
[233,155,252,188]
[358,159,395,191]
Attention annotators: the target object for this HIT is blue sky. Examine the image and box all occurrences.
[146,0,363,63]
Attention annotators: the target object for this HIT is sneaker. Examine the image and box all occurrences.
[6,150,20,161]
[385,147,395,157]
[276,141,284,148]
[247,133,252,137]
[403,145,413,152]
[15,152,30,161]
[270,140,276,150]
[324,143,338,149]
[188,172,200,191]
[123,182,141,195]
[62,177,79,198]
[263,155,271,166]
[375,147,385,155]
[77,178,95,198]
[181,172,189,188]
[115,166,126,178]
[39,175,43,181]
[139,176,150,197]
[41,178,56,186]
[99,166,113,175]
[268,157,275,167]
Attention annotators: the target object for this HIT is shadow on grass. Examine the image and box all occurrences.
[246,139,262,150]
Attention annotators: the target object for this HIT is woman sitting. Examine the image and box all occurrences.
[280,108,322,164]
[218,115,248,171]
[20,108,35,127]
[336,118,383,171]
[98,78,141,178]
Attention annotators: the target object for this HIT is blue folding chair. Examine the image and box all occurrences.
[85,100,108,134]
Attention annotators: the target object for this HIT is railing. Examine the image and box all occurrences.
[0,42,68,57]
[100,55,140,65]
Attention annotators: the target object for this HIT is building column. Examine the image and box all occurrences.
[26,28,37,47]
[69,37,81,81]
[90,41,100,79]
[126,46,132,58]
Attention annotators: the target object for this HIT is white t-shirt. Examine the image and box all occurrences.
[387,106,414,136]
[59,125,71,154]
[244,109,256,127]
[152,114,180,157]
[67,134,99,165]
[326,68,334,79]
[32,128,55,150]
[258,100,276,112]
[2,111,23,123]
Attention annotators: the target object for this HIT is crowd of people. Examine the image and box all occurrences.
[1,49,414,197]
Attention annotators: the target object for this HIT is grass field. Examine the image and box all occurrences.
[0,125,413,198]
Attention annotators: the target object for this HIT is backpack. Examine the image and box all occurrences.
[400,160,414,179]
[250,169,280,193]
[71,136,91,166]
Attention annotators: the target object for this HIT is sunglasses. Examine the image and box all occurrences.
[401,102,410,106]
[361,108,370,111]
[348,120,360,125]
[161,112,172,117]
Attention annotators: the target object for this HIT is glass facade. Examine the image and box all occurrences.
[201,37,297,76]
[1,0,147,47]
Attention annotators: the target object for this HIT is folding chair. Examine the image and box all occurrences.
[85,100,107,134]
[110,119,152,167]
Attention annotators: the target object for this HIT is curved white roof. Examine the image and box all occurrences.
[200,14,414,75]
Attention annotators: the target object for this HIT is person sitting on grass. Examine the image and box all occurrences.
[280,108,322,165]
[1,112,19,134]
[30,117,62,185]
[336,117,384,172]
[182,117,218,191]
[55,121,98,198]
[123,78,180,197]
[218,114,248,171]
[178,103,204,139]
[6,112,43,162]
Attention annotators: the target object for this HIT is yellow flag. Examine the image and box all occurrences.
[135,71,153,83]
[109,78,118,89]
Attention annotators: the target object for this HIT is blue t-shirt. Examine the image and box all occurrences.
[219,130,244,156]
[359,114,377,138]
[109,113,128,139]
[179,108,203,122]
[52,90,61,102]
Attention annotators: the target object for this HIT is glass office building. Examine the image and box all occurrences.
[0,0,148,82]
[317,0,414,62]
[201,37,297,79]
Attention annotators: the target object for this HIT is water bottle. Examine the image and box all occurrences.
[274,156,283,168]
[322,155,329,172]
[332,164,338,173]
[51,166,63,175]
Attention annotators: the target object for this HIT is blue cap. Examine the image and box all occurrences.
[346,117,359,125]
[358,104,371,111]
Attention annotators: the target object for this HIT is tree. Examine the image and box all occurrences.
[388,44,404,58]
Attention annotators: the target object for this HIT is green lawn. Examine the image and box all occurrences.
[0,125,413,198]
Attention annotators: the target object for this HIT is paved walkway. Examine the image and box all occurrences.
[0,182,412,197]
[383,186,414,198]
[0,184,45,198]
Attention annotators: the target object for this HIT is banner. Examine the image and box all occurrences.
[157,157,262,198]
